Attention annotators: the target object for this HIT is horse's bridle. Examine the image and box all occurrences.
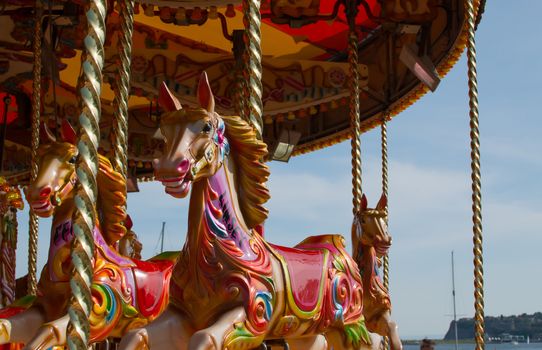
[185,118,222,181]
[50,168,77,207]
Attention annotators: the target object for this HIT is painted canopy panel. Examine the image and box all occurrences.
[0,0,483,182]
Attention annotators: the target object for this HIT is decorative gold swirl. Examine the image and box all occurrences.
[67,0,107,348]
[466,1,485,350]
[28,0,43,296]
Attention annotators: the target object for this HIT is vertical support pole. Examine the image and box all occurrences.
[27,0,43,296]
[466,1,485,350]
[242,0,264,140]
[111,0,134,181]
[346,0,362,216]
[381,115,389,350]
[67,0,106,348]
[381,117,389,289]
[232,30,247,121]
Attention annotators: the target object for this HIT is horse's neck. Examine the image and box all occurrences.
[185,158,256,262]
[48,195,106,263]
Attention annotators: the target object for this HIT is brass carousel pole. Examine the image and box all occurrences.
[242,0,264,140]
[111,0,134,180]
[232,30,247,121]
[466,0,485,349]
[381,117,389,288]
[27,0,43,296]
[381,114,389,350]
[67,0,106,348]
[346,0,362,217]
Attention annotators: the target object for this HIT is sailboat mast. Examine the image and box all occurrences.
[160,221,165,253]
[452,251,459,350]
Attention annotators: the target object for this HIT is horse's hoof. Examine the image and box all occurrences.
[0,319,11,344]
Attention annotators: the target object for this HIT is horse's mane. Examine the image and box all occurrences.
[97,154,127,244]
[221,114,270,229]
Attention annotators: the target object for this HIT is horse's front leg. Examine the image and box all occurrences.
[189,306,249,350]
[0,306,46,344]
[119,307,192,350]
[23,314,68,350]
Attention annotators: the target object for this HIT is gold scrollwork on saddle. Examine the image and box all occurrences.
[272,315,300,337]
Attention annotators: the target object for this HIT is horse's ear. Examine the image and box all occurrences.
[197,71,215,112]
[61,119,77,145]
[361,193,368,211]
[159,82,182,112]
[376,193,387,210]
[40,122,56,144]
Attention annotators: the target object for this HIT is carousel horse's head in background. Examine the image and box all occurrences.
[352,194,391,260]
[25,121,77,217]
[118,214,143,259]
[0,178,24,211]
[25,120,128,244]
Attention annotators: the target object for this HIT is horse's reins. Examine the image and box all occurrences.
[50,168,77,207]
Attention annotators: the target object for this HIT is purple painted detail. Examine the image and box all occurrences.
[92,227,134,267]
[48,220,73,281]
[206,167,256,261]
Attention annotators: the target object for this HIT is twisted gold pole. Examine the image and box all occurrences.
[346,1,362,215]
[27,0,42,296]
[381,117,389,290]
[111,0,134,180]
[67,0,106,348]
[381,116,390,350]
[232,30,247,121]
[242,0,264,140]
[466,1,485,350]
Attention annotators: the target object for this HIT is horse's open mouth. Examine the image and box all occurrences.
[30,199,54,216]
[160,176,192,198]
[375,242,391,256]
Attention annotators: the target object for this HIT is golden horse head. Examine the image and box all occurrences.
[353,194,391,258]
[154,72,270,228]
[25,121,77,217]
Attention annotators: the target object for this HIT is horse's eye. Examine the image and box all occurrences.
[202,122,212,133]
[69,156,77,164]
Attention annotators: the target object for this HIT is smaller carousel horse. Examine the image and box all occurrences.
[0,121,177,349]
[119,73,401,350]
[0,180,24,308]
[118,215,143,260]
[354,194,402,350]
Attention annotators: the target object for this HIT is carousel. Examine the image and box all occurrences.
[0,0,485,349]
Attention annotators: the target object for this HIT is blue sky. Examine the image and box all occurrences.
[15,2,542,339]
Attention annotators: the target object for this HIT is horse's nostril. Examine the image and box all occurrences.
[177,159,190,173]
[40,187,52,198]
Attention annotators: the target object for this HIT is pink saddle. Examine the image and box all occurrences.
[270,243,327,313]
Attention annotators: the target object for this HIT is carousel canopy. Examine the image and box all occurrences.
[0,0,483,182]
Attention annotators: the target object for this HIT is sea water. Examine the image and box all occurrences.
[404,344,542,350]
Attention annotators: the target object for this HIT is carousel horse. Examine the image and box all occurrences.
[354,194,402,350]
[0,121,177,349]
[119,73,400,350]
[118,215,143,260]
